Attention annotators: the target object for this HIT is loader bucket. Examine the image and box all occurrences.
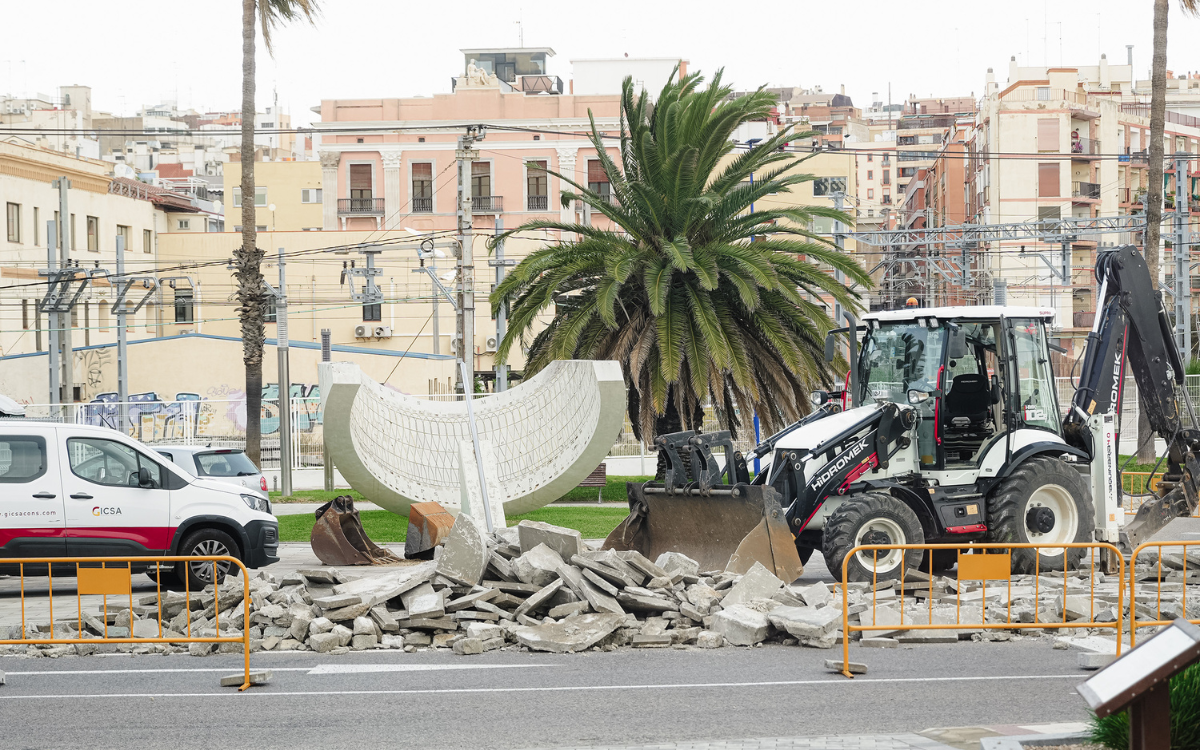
[311,495,404,566]
[602,482,804,582]
[405,501,456,560]
[1119,485,1197,552]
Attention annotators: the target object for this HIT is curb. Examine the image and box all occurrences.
[980,732,1091,750]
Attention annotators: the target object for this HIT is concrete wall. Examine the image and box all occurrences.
[223,161,323,232]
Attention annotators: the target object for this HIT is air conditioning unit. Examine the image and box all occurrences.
[353,324,369,338]
[450,338,459,355]
[374,326,392,339]
[485,336,498,352]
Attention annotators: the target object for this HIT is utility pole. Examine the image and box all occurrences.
[52,177,72,415]
[831,191,859,408]
[455,125,485,397]
[276,247,292,497]
[489,218,515,391]
[1172,152,1192,361]
[115,235,128,434]
[46,221,60,409]
[321,328,333,492]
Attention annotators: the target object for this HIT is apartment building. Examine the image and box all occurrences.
[222,161,324,232]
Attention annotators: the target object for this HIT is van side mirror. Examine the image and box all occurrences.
[137,466,152,488]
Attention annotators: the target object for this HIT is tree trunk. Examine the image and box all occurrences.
[238,0,266,466]
[1139,0,1170,464]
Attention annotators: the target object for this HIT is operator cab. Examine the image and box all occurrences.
[857,306,1060,469]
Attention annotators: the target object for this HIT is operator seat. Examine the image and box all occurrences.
[942,373,992,429]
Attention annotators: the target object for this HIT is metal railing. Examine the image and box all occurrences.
[337,198,385,215]
[0,556,254,689]
[1070,138,1101,157]
[411,197,432,213]
[527,195,549,211]
[1072,181,1101,199]
[1128,541,1200,646]
[471,195,503,213]
[839,542,1125,677]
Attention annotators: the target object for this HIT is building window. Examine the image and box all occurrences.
[882,193,891,204]
[232,187,268,207]
[177,219,190,230]
[301,188,322,203]
[867,188,874,199]
[264,298,277,323]
[812,177,847,196]
[1036,87,1051,101]
[6,203,18,243]
[867,154,873,162]
[881,170,891,185]
[1038,163,1060,197]
[174,289,194,323]
[143,229,153,254]
[362,303,382,322]
[116,224,131,252]
[349,163,374,209]
[22,299,29,329]
[412,163,433,212]
[86,216,99,251]
[70,214,76,250]
[527,160,548,210]
[1037,118,1060,152]
[587,159,610,200]
[471,161,491,198]
[882,155,891,166]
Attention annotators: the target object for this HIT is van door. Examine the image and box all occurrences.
[60,435,172,557]
[0,431,66,557]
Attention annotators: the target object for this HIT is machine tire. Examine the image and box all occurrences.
[919,549,958,574]
[175,528,241,590]
[823,492,925,583]
[986,456,1094,574]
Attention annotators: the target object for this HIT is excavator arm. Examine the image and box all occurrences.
[1063,245,1200,549]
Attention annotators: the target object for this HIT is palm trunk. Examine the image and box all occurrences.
[1139,0,1170,464]
[238,0,265,466]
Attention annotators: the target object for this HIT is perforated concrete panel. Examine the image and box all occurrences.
[320,360,626,517]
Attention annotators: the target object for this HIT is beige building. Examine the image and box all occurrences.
[223,161,324,233]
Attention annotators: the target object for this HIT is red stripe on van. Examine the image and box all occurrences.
[0,528,66,545]
[65,527,178,550]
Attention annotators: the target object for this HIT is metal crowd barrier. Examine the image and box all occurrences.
[840,542,1125,678]
[1128,541,1200,647]
[0,556,254,690]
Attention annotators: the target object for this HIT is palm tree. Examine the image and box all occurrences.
[1138,0,1196,462]
[235,0,318,465]
[490,70,869,446]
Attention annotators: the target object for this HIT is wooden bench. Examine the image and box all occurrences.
[579,463,607,503]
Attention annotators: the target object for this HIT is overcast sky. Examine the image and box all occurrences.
[6,0,1200,128]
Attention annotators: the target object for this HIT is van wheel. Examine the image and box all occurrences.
[175,529,240,589]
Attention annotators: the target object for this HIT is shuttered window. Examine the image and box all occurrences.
[1037,119,1059,151]
[349,164,373,199]
[471,161,491,198]
[412,163,433,198]
[587,159,608,184]
[1038,163,1060,197]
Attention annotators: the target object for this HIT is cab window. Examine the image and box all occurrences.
[0,437,47,483]
[67,438,164,488]
[1009,319,1060,433]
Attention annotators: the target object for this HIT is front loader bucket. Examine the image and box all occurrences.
[602,482,803,582]
[1119,486,1198,552]
[311,495,404,566]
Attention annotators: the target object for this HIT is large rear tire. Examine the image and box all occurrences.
[823,492,925,583]
[986,456,1093,574]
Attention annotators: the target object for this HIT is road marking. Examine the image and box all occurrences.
[307,663,560,675]
[0,673,1082,699]
[3,668,315,676]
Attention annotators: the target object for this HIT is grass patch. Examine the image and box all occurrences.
[270,476,651,505]
[276,505,631,543]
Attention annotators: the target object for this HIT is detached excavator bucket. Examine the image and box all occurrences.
[311,495,404,566]
[603,482,804,582]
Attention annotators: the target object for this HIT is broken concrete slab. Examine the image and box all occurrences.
[695,630,724,648]
[616,590,679,613]
[332,561,437,607]
[1079,652,1116,670]
[767,605,841,640]
[453,637,485,655]
[615,550,669,580]
[721,562,784,607]
[825,659,867,675]
[435,515,490,586]
[517,520,584,560]
[220,670,272,687]
[512,544,564,588]
[511,612,625,653]
[861,637,898,648]
[308,632,340,653]
[631,634,673,648]
[710,604,771,646]
[794,582,832,608]
[401,583,446,619]
[571,555,636,588]
[655,552,700,578]
[445,588,499,613]
[313,593,362,610]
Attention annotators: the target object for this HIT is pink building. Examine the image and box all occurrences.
[312,49,686,234]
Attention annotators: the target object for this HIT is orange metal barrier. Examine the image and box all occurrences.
[840,542,1125,678]
[1128,541,1200,647]
[0,556,254,690]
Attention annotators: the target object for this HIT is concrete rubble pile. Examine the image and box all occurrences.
[0,519,850,657]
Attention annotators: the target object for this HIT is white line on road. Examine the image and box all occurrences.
[4,663,560,677]
[0,673,1082,699]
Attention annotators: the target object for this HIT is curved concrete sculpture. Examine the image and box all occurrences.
[319,360,626,518]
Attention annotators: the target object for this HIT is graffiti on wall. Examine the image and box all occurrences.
[212,383,322,434]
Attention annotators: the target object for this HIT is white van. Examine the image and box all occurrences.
[0,422,279,588]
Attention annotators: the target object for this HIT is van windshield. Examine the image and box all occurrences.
[194,451,259,478]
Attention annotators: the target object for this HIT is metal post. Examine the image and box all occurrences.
[460,360,494,533]
[115,235,128,435]
[46,221,60,409]
[431,248,440,355]
[455,126,484,397]
[53,178,72,417]
[490,218,515,391]
[1175,152,1191,361]
[832,192,846,329]
[276,248,292,497]
[321,328,333,492]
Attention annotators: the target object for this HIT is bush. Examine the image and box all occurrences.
[1090,662,1200,750]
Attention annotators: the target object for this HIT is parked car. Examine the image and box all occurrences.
[153,446,269,497]
[0,423,279,588]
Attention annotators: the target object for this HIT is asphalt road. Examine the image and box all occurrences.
[0,640,1094,750]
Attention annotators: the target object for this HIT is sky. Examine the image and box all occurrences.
[5,0,1200,128]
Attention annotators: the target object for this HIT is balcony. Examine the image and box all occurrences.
[412,197,432,213]
[1069,137,1101,158]
[471,195,503,213]
[338,198,384,215]
[1072,181,1100,201]
[516,75,564,95]
[527,195,549,211]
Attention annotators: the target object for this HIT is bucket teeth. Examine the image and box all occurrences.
[310,495,404,566]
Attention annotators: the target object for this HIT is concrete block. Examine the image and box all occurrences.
[220,671,272,687]
[188,642,216,657]
[453,637,485,655]
[511,612,625,653]
[547,601,590,618]
[380,634,405,649]
[794,582,833,608]
[721,562,784,607]
[308,617,335,637]
[131,619,160,639]
[655,552,700,578]
[825,658,867,675]
[515,578,565,618]
[432,633,457,648]
[401,583,446,619]
[289,612,313,642]
[896,633,958,644]
[767,605,842,640]
[331,624,353,647]
[322,602,372,622]
[695,630,724,649]
[582,569,620,596]
[517,520,584,560]
[710,604,771,646]
[616,590,679,613]
[308,632,340,653]
[481,637,505,651]
[435,515,490,586]
[351,634,378,650]
[1079,651,1117,670]
[465,623,504,641]
[862,637,899,648]
[446,589,499,613]
[406,501,456,559]
[513,544,565,587]
[313,593,362,610]
[615,550,669,580]
[352,616,375,635]
[631,634,673,648]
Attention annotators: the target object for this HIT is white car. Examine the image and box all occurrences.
[0,423,279,588]
[154,446,269,498]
